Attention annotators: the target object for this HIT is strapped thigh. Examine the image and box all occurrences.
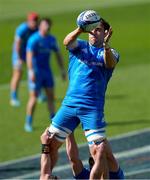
[85,128,106,146]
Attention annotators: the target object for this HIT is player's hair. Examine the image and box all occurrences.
[100,18,110,31]
[40,18,52,26]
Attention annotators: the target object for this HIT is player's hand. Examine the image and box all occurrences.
[77,27,95,36]
[28,69,35,82]
[16,59,23,69]
[104,27,113,44]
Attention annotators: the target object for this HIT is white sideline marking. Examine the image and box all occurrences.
[126,168,150,176]
[115,145,150,159]
[12,145,150,179]
[109,127,150,141]
[0,128,149,167]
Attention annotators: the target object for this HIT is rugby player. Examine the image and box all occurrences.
[10,12,39,106]
[25,18,66,132]
[40,16,124,179]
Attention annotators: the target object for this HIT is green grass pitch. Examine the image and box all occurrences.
[0,0,150,162]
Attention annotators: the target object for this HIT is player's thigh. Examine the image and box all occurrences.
[78,108,107,145]
[12,64,23,79]
[12,57,24,71]
[29,90,38,99]
[49,136,63,152]
[78,108,106,130]
[66,133,79,156]
[49,106,80,143]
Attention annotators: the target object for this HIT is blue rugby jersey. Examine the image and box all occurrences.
[62,39,119,110]
[12,22,38,61]
[26,31,59,72]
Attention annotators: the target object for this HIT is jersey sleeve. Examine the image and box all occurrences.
[26,36,36,52]
[97,48,120,65]
[68,39,86,53]
[15,24,27,40]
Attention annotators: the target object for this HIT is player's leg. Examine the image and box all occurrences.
[25,90,37,132]
[66,133,90,179]
[88,143,124,179]
[37,90,47,103]
[45,87,55,119]
[41,105,79,177]
[80,107,122,179]
[24,76,39,132]
[89,137,109,179]
[43,71,55,119]
[79,109,109,179]
[10,59,23,106]
[66,133,83,176]
[40,129,63,180]
[104,139,124,179]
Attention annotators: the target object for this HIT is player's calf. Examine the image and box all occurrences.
[90,141,109,179]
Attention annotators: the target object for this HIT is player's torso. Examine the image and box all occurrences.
[32,33,54,70]
[13,23,37,60]
[63,41,113,109]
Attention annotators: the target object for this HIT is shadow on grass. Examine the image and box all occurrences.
[106,94,127,100]
[0,166,39,172]
[108,119,150,126]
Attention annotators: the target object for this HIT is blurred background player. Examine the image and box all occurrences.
[10,12,39,106]
[25,18,66,132]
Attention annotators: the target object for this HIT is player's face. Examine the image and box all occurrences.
[28,20,38,30]
[39,21,50,35]
[89,23,105,47]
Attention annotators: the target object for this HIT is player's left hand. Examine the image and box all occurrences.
[104,27,113,44]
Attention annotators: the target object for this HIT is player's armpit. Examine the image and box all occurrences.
[66,41,78,50]
[63,28,82,49]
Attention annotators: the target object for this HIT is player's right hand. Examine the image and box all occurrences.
[28,69,35,82]
[77,27,94,35]
[104,27,113,44]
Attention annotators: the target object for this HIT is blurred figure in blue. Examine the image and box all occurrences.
[25,18,66,132]
[10,12,39,106]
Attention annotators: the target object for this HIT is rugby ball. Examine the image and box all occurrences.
[77,10,101,32]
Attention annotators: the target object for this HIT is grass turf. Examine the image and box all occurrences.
[0,1,150,162]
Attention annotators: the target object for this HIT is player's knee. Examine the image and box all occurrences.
[15,69,22,77]
[29,94,37,103]
[95,141,106,160]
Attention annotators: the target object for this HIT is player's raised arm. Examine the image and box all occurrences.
[63,27,83,49]
[64,10,100,50]
[103,27,118,69]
